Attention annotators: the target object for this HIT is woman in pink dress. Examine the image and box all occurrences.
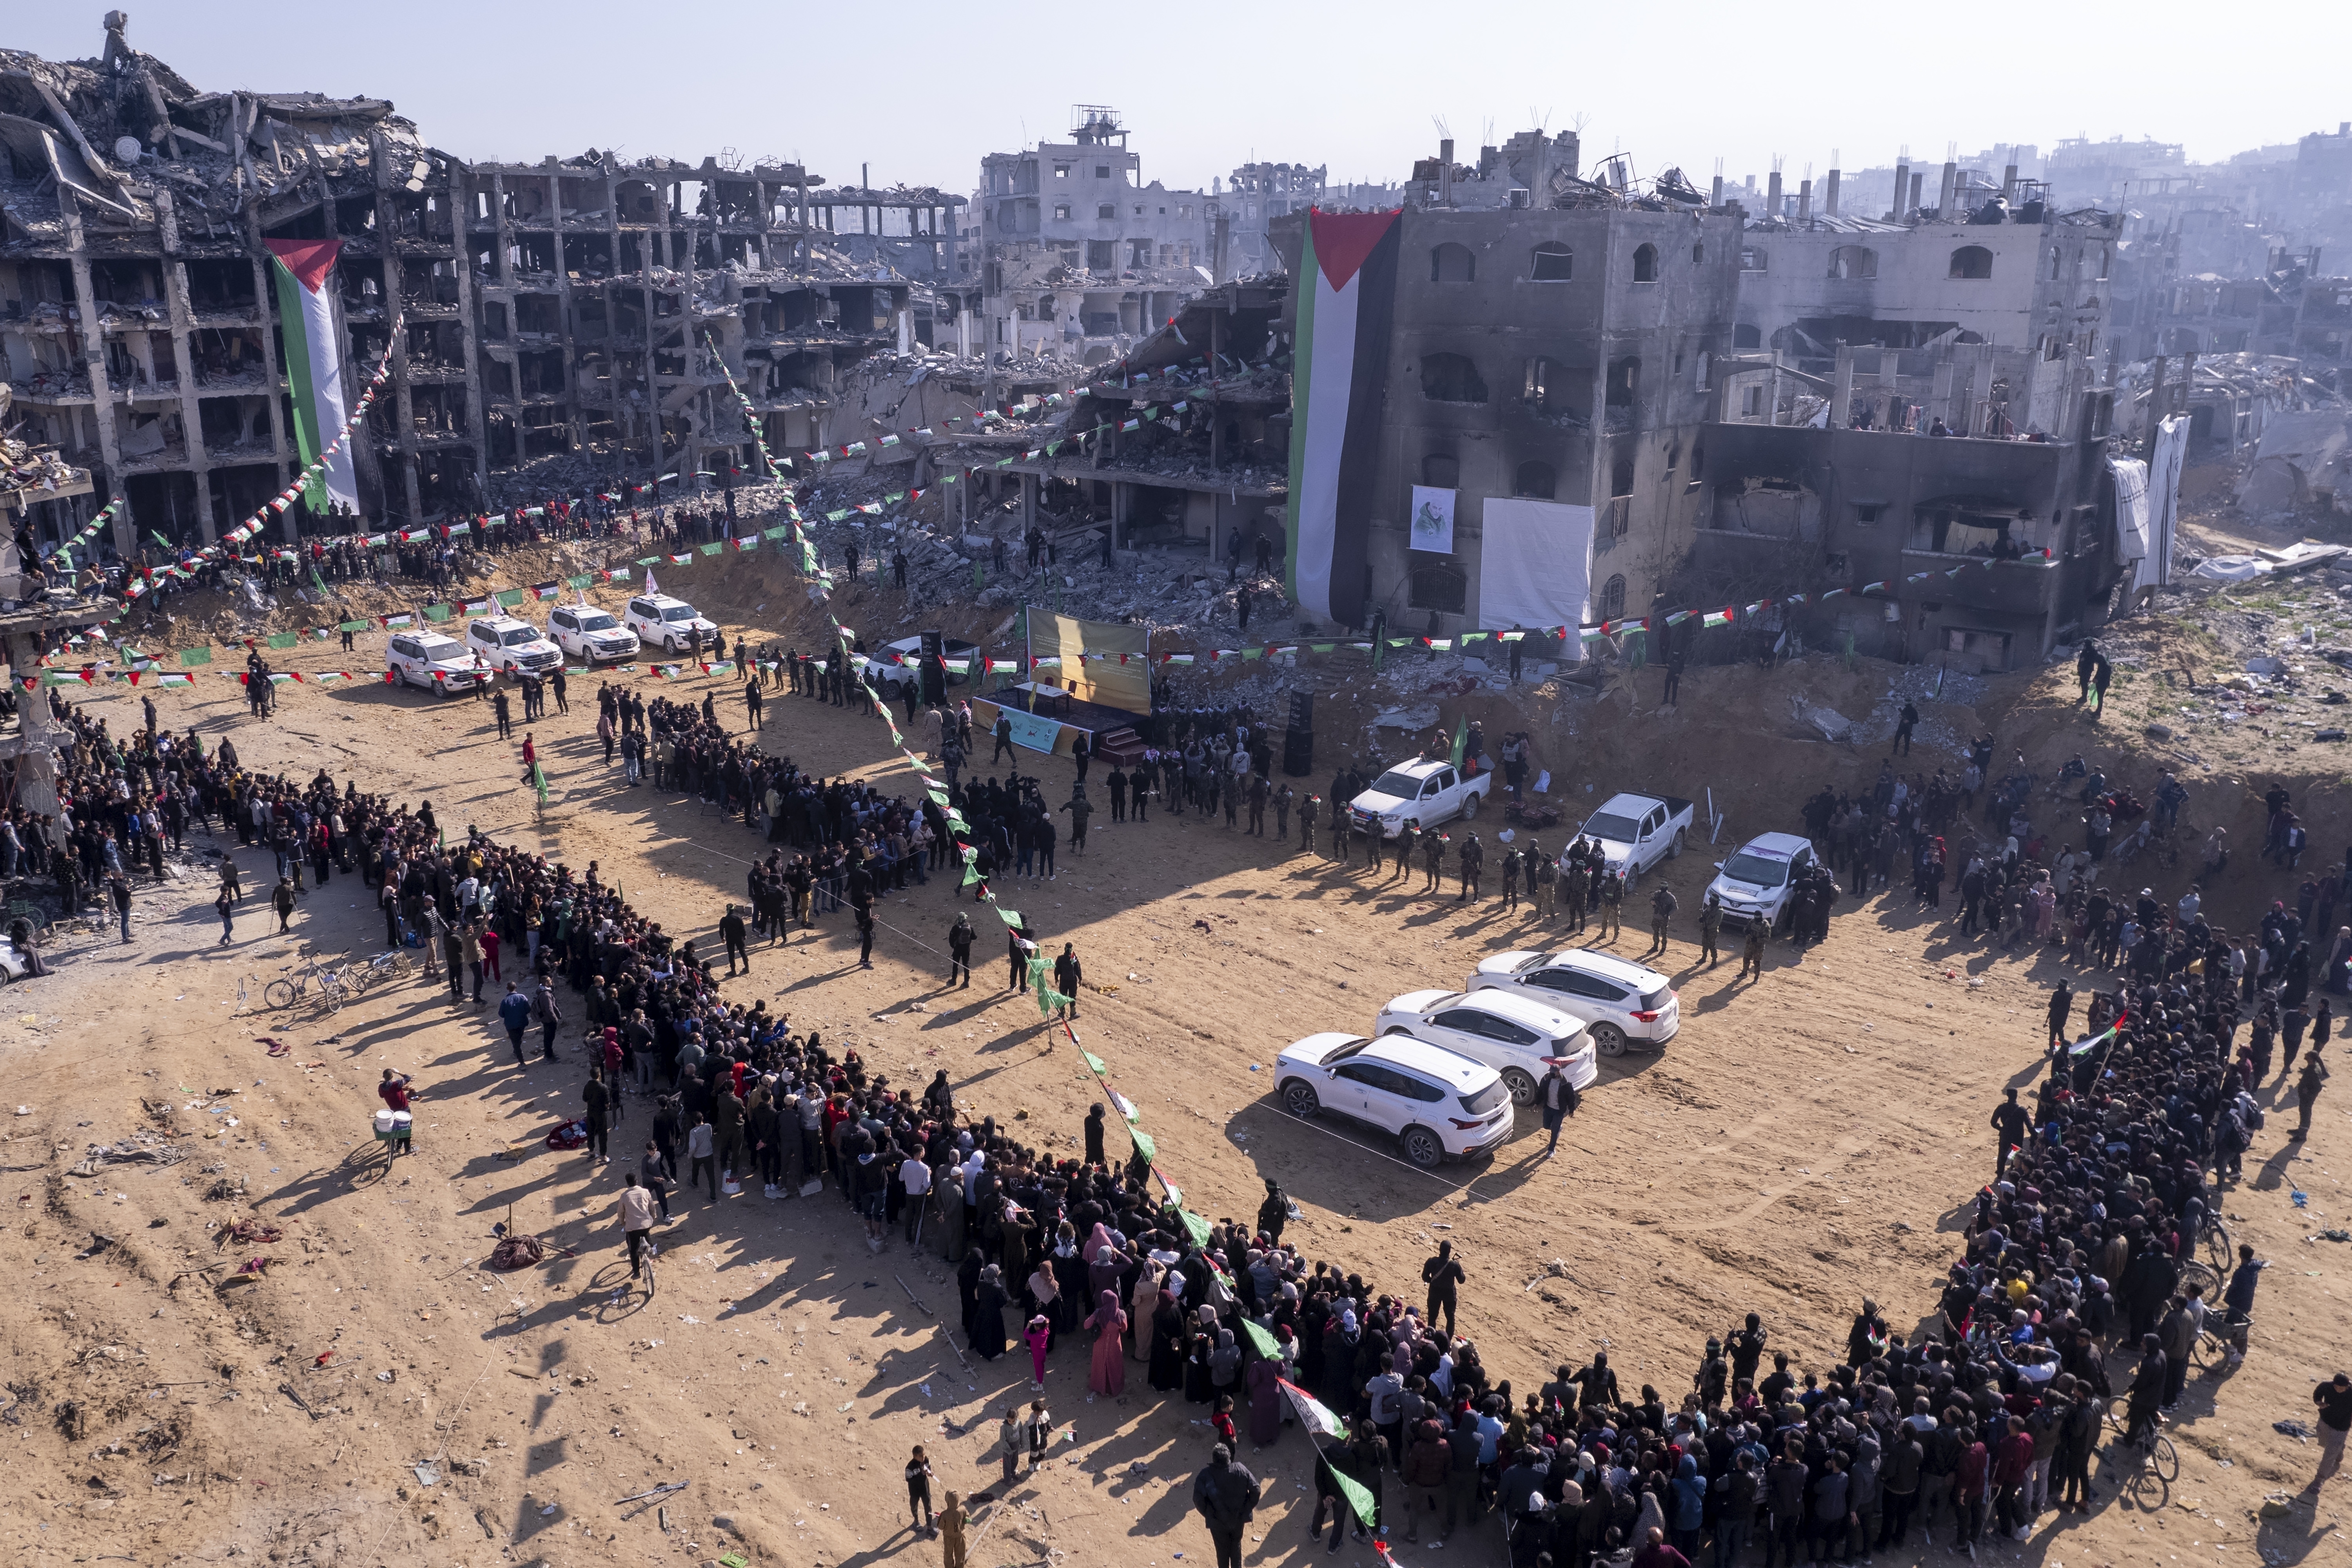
[1084,1289,1127,1397]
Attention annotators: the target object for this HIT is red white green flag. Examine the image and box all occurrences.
[263,239,357,515]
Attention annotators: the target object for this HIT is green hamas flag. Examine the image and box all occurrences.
[1175,1207,1210,1247]
[533,764,549,806]
[1082,1050,1109,1076]
[179,646,212,667]
[1129,1127,1156,1164]
[1241,1318,1282,1359]
[1328,1463,1378,1530]
[1450,713,1467,768]
[267,632,299,649]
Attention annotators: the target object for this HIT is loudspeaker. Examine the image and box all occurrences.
[1288,691,1314,730]
[1282,725,1314,777]
[920,630,944,659]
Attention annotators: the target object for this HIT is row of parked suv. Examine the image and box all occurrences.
[385,595,720,691]
[1274,947,1679,1168]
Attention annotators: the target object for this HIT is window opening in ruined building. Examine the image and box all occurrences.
[1605,357,1640,408]
[1691,443,1705,481]
[2098,247,2111,280]
[1828,246,1877,280]
[1692,243,1705,264]
[1054,163,1070,179]
[1632,243,1659,283]
[2050,248,2063,281]
[1740,247,1767,272]
[1423,454,1460,488]
[1601,575,1627,619]
[1854,503,1884,525]
[1096,165,1111,179]
[1097,204,1116,220]
[1514,461,1557,499]
[1420,353,1489,403]
[1742,385,1764,417]
[1408,565,1469,613]
[1611,456,1635,498]
[1054,205,1071,221]
[1431,243,1476,283]
[1530,242,1573,281]
[1664,443,1681,476]
[1949,245,1993,279]
[1522,356,1570,413]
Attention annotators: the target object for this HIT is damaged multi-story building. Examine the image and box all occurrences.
[0,15,969,559]
[974,108,1213,367]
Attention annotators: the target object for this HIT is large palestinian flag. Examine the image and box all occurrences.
[1284,208,1402,625]
[263,239,359,514]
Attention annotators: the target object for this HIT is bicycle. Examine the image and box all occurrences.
[2196,1214,2233,1274]
[2190,1310,2251,1375]
[2118,1411,2179,1504]
[264,953,352,1015]
[348,950,412,994]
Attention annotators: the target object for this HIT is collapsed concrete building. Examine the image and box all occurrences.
[0,15,966,560]
[974,108,1214,367]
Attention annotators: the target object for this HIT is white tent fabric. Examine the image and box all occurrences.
[1476,499,1594,633]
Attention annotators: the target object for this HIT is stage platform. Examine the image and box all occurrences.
[974,683,1148,766]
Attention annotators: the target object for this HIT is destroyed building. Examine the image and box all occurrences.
[1272,135,1743,639]
[1210,163,1403,281]
[0,16,965,559]
[975,107,1212,366]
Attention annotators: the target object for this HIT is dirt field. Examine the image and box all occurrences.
[2,580,2349,1568]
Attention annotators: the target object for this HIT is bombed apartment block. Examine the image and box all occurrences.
[0,14,479,556]
[1274,152,1744,641]
[976,107,1214,367]
[0,15,968,558]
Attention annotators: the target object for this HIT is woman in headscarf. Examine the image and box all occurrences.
[1129,1258,1164,1363]
[1184,1312,1217,1404]
[956,1246,984,1339]
[969,1263,1008,1361]
[1084,1223,1129,1298]
[1084,1288,1127,1397]
[1026,1256,1061,1352]
[1246,1340,1283,1446]
[1148,1289,1187,1392]
[1051,1222,1089,1336]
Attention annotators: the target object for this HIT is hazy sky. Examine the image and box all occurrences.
[20,3,2342,197]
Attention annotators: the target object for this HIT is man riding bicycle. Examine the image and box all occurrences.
[2223,1245,2266,1367]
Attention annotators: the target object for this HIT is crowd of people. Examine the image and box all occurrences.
[7,597,2345,1568]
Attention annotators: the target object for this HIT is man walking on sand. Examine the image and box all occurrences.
[1646,882,1677,958]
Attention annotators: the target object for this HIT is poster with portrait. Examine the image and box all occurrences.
[1408,485,1457,555]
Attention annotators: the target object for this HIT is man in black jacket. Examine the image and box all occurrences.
[1192,1444,1260,1568]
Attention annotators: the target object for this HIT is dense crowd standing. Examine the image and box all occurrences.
[7,618,2346,1568]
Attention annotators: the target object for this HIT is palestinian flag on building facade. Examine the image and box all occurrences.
[1285,208,1403,626]
[263,240,359,515]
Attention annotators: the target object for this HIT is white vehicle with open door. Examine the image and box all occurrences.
[1346,756,1495,839]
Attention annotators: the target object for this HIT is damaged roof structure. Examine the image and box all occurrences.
[0,15,976,559]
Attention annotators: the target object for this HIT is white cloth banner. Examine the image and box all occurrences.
[2109,457,2149,563]
[1477,499,1594,635]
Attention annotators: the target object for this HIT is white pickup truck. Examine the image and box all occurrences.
[1347,756,1495,838]
[1568,791,1697,884]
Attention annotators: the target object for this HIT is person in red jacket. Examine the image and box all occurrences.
[1992,1414,2036,1540]
[1954,1427,1992,1550]
[519,732,537,785]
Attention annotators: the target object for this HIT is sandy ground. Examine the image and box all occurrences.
[3,604,2350,1568]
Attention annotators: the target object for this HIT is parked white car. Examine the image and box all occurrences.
[1272,1033,1514,1168]
[1374,988,1595,1103]
[464,615,563,675]
[1347,756,1494,839]
[1568,792,1696,884]
[1468,949,1680,1056]
[1705,832,1820,931]
[385,631,487,694]
[547,603,639,664]
[860,635,980,702]
[624,593,719,655]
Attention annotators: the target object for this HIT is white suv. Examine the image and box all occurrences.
[624,594,718,655]
[1374,988,1596,1103]
[465,615,563,675]
[548,603,639,664]
[1469,949,1679,1057]
[1272,1033,1513,1168]
[1705,832,1818,932]
[386,632,486,695]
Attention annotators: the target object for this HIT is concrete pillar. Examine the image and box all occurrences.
[1969,350,1994,436]
[547,172,588,458]
[450,164,491,508]
[62,195,135,562]
[1797,180,1812,225]
[1909,173,1924,213]
[5,628,65,818]
[156,191,215,543]
[1832,346,1855,430]
[1936,162,1958,220]
[372,132,421,526]
[1824,169,1841,217]
[1020,470,1037,528]
[1766,169,1782,220]
[1892,161,1910,221]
